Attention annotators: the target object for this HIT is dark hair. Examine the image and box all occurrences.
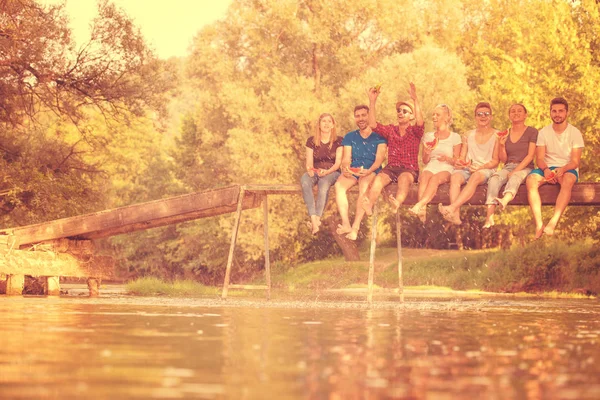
[550,97,569,111]
[474,102,492,114]
[354,104,369,114]
[509,103,528,114]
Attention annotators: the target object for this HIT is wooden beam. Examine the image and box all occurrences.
[1,185,262,247]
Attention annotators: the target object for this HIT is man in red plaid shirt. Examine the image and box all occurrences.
[362,82,424,215]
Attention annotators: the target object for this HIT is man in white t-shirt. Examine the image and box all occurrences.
[526,97,584,239]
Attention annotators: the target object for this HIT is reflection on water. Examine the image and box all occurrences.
[0,297,599,399]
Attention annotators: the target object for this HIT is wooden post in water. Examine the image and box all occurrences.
[367,204,378,305]
[263,196,271,300]
[6,274,24,295]
[46,276,60,296]
[87,278,100,297]
[396,211,404,303]
[222,188,245,300]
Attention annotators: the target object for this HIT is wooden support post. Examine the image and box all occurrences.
[367,204,378,305]
[263,196,271,300]
[87,278,100,297]
[396,211,404,303]
[6,274,24,296]
[46,276,60,296]
[222,188,245,300]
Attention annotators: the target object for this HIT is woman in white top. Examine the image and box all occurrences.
[408,104,461,222]
[439,102,499,225]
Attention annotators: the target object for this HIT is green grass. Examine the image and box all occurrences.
[126,242,599,298]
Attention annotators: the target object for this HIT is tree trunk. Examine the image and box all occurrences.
[323,216,359,261]
[312,43,321,93]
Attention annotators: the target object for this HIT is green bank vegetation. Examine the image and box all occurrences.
[2,1,600,282]
[127,241,599,298]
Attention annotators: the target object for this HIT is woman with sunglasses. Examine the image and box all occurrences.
[482,104,538,228]
[408,104,461,222]
[439,102,499,225]
[301,113,343,234]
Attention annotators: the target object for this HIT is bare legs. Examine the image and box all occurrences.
[409,171,450,223]
[362,173,391,216]
[335,173,376,240]
[526,172,576,239]
[439,171,486,225]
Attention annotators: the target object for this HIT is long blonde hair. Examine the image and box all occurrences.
[313,113,337,149]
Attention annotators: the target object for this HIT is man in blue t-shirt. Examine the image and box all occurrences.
[335,105,387,240]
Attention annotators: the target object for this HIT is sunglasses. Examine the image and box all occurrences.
[476,111,492,117]
[396,109,412,115]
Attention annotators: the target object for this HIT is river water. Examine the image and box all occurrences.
[1,295,599,399]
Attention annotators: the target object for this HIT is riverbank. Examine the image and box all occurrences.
[125,240,599,298]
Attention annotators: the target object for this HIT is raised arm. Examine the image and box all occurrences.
[367,87,379,129]
[408,82,424,127]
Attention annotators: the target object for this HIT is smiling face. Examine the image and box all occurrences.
[550,103,568,125]
[508,104,527,124]
[475,107,492,128]
[432,106,450,129]
[354,108,369,130]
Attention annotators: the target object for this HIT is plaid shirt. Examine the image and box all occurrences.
[375,123,424,171]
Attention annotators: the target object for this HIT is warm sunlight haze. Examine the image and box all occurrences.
[40,0,232,58]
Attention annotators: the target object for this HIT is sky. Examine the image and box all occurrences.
[40,0,233,59]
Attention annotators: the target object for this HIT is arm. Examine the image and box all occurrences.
[364,143,387,174]
[509,142,536,176]
[321,146,343,176]
[367,88,379,129]
[341,145,353,177]
[477,140,500,170]
[408,82,424,127]
[305,147,315,177]
[554,147,583,177]
[422,142,432,165]
[498,135,508,163]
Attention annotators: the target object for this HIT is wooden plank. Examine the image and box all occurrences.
[1,185,262,246]
[246,182,600,206]
[0,250,114,279]
[228,284,269,290]
[222,188,246,300]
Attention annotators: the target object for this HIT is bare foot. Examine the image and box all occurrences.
[534,226,544,240]
[419,208,427,223]
[346,230,358,240]
[408,204,421,217]
[438,203,451,218]
[543,223,556,236]
[495,197,509,211]
[336,224,353,235]
[389,195,400,212]
[482,216,495,229]
[362,197,373,216]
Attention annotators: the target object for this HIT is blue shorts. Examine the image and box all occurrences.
[530,166,579,182]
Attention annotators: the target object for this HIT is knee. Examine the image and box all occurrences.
[525,175,537,189]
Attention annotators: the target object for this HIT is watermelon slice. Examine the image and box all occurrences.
[496,130,509,138]
[309,167,319,172]
[545,170,556,181]
[373,82,382,92]
[455,159,472,168]
[348,166,364,174]
[424,137,439,151]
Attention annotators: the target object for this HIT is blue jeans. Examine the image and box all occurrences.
[300,171,341,217]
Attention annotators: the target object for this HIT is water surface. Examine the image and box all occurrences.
[1,296,599,399]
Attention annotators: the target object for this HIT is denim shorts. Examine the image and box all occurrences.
[453,168,495,184]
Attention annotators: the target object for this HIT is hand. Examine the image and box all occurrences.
[317,169,327,177]
[436,154,451,163]
[342,166,353,178]
[469,165,479,173]
[544,168,557,183]
[407,82,417,100]
[307,170,315,177]
[499,135,509,145]
[357,169,372,177]
[554,167,565,177]
[367,87,379,102]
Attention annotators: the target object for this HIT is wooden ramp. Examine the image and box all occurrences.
[1,185,263,247]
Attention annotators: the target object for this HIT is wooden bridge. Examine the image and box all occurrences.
[1,183,599,299]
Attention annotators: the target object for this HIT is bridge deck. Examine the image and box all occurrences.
[1,182,599,248]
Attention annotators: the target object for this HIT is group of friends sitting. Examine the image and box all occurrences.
[300,83,585,241]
